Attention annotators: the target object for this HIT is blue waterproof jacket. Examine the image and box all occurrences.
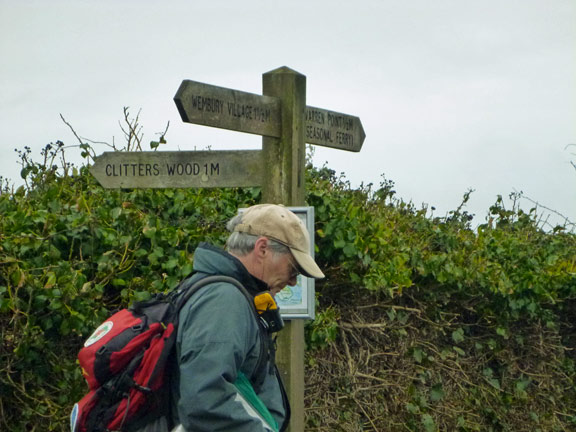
[171,243,290,431]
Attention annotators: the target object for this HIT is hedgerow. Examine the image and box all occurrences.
[1,141,575,431]
[305,166,576,431]
[0,142,260,429]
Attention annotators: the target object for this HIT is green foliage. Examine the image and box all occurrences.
[304,164,576,431]
[306,164,576,324]
[0,142,260,430]
[306,300,340,351]
[1,143,575,431]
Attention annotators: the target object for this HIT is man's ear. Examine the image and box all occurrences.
[254,237,268,259]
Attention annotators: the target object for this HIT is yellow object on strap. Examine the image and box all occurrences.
[254,292,277,314]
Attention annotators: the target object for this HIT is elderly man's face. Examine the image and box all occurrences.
[262,249,299,296]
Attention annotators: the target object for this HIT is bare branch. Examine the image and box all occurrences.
[514,189,575,230]
[79,136,115,149]
[60,114,85,147]
[119,107,144,151]
[157,120,170,141]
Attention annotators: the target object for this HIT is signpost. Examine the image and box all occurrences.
[90,150,262,189]
[91,67,365,432]
[173,79,365,152]
[174,80,282,137]
[305,106,365,152]
[261,68,307,432]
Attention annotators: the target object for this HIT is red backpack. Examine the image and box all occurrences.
[70,275,258,432]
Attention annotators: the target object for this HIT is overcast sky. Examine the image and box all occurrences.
[1,0,575,228]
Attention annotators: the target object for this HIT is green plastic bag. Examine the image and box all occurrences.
[234,372,279,432]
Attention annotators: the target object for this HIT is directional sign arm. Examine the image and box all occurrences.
[174,80,282,137]
[304,106,365,152]
[90,151,263,189]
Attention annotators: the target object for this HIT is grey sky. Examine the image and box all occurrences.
[1,0,575,227]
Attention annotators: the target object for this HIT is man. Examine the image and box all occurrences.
[171,204,325,432]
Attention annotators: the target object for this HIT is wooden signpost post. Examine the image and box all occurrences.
[91,67,365,431]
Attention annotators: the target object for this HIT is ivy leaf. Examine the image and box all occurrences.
[163,258,179,270]
[489,378,501,390]
[453,346,465,356]
[452,327,465,343]
[343,243,356,257]
[111,207,122,220]
[44,272,57,289]
[333,238,346,249]
[496,327,509,339]
[413,347,423,363]
[405,403,419,414]
[133,291,151,302]
[430,383,444,402]
[422,414,436,432]
[20,166,33,179]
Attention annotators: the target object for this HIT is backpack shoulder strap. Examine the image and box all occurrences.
[175,275,253,312]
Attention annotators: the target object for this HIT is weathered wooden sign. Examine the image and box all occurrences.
[174,80,282,137]
[304,106,365,152]
[90,150,263,189]
[174,80,366,152]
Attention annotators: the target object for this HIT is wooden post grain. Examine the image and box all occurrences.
[262,66,307,432]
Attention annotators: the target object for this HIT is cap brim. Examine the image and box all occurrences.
[291,248,325,279]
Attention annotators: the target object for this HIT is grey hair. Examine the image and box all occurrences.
[226,213,290,256]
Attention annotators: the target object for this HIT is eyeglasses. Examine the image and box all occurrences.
[265,243,301,281]
[288,255,301,280]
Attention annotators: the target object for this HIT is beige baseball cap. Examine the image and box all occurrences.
[235,204,325,279]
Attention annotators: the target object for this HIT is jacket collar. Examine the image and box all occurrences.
[192,242,269,296]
